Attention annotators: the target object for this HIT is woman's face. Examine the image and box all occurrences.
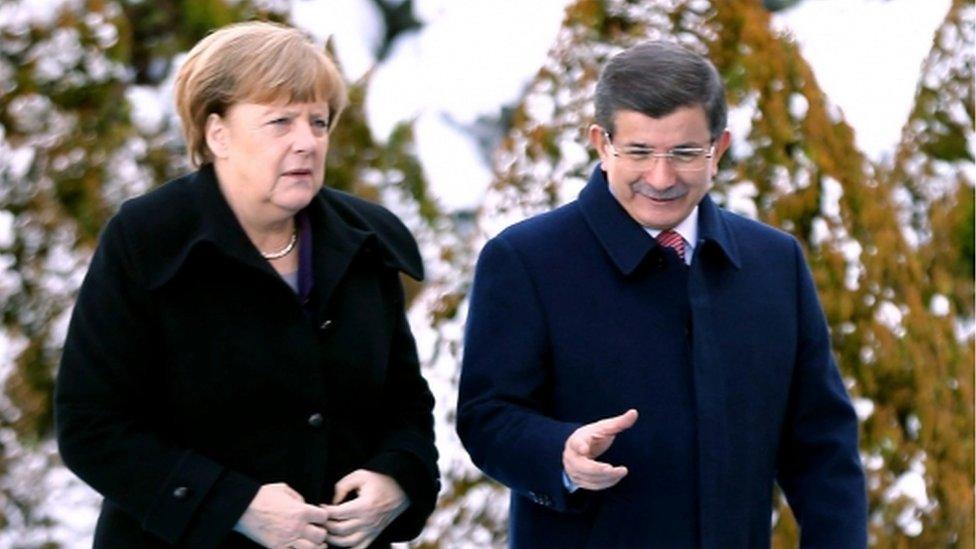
[207,100,331,216]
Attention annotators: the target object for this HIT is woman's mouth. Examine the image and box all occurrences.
[282,169,313,177]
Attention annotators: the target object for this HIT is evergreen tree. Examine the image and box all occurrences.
[0,0,442,542]
[0,0,970,546]
[877,1,974,544]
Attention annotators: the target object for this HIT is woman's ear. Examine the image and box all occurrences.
[205,113,229,159]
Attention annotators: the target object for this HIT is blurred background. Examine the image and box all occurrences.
[0,0,972,546]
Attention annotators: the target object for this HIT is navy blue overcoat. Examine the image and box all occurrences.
[457,166,866,548]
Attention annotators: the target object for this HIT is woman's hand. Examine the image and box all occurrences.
[234,483,330,548]
[323,470,410,548]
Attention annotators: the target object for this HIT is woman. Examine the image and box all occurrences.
[55,21,439,548]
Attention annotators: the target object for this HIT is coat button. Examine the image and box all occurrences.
[307,413,325,427]
[172,486,190,500]
[318,319,333,332]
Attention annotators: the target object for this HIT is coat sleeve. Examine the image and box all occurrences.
[776,240,867,548]
[361,272,440,542]
[55,215,261,547]
[456,236,585,513]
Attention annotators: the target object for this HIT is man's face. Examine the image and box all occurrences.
[590,106,730,230]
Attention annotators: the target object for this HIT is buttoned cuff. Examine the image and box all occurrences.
[142,450,261,547]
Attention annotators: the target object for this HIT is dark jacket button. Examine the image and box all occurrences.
[172,486,190,500]
[307,413,325,427]
[318,319,333,331]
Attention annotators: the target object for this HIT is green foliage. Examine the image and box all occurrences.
[0,0,971,545]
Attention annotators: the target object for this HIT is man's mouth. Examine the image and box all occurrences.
[630,182,687,202]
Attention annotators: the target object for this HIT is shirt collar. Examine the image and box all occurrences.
[644,206,699,249]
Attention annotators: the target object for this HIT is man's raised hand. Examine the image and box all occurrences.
[562,409,639,491]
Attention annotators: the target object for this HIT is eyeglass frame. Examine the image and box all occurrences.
[601,130,716,173]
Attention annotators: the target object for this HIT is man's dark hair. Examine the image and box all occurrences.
[594,41,727,140]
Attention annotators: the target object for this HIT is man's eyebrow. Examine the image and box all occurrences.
[617,140,653,150]
[619,141,708,150]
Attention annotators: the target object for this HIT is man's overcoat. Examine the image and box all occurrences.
[56,165,439,547]
[457,167,866,548]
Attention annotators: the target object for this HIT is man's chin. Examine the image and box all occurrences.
[632,203,686,228]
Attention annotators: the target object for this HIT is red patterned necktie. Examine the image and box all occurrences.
[656,229,685,262]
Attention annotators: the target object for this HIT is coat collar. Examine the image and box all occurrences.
[144,164,421,290]
[577,164,740,275]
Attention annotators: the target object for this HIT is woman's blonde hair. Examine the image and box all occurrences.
[174,21,348,167]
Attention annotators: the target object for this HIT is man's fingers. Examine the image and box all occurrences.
[571,465,629,490]
[572,437,590,456]
[592,409,639,435]
[568,456,627,481]
[566,409,639,460]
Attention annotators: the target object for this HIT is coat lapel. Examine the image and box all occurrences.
[305,192,371,317]
[577,165,655,276]
[143,165,286,290]
[140,165,419,324]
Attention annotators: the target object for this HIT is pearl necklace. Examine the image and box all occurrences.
[260,230,298,260]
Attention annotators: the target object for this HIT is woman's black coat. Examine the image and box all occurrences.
[55,165,439,547]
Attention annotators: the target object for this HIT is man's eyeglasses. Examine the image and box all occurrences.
[603,131,714,173]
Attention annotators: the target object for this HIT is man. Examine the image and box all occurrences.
[456,41,866,548]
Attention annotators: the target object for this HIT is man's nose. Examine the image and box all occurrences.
[640,156,677,189]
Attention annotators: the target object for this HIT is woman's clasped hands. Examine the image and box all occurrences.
[235,471,409,549]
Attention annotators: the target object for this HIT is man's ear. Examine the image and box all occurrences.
[711,128,732,170]
[588,124,610,165]
[205,113,229,159]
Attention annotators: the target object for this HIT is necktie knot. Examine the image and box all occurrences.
[656,229,685,262]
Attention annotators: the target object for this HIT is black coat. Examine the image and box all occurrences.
[55,165,439,548]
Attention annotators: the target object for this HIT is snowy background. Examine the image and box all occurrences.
[298,0,952,211]
[0,0,969,546]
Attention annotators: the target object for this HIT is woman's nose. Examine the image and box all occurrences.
[291,120,319,153]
